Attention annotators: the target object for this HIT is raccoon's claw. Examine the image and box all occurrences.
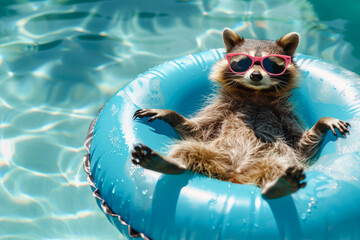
[133,109,160,123]
[133,109,176,124]
[133,109,155,120]
[132,109,142,120]
[335,120,351,137]
[330,121,350,137]
[317,117,351,138]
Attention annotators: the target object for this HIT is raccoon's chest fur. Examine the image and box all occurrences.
[213,102,290,147]
[191,97,302,149]
[241,105,284,143]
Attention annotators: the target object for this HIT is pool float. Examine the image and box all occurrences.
[83,49,360,240]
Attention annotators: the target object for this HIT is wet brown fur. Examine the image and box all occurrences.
[132,29,350,198]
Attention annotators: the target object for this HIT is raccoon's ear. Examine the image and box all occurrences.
[223,28,244,52]
[277,32,300,56]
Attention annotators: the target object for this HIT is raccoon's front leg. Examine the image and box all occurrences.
[298,117,350,159]
[131,144,186,174]
[133,109,195,136]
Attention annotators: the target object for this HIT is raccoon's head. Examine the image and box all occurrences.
[210,28,300,98]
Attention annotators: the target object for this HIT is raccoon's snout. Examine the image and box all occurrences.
[250,71,263,82]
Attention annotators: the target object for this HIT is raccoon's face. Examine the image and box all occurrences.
[210,28,300,97]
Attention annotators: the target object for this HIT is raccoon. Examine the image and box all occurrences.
[131,28,350,199]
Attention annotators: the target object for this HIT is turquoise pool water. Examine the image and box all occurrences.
[0,0,359,239]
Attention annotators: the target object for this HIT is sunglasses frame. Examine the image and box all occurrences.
[225,53,292,76]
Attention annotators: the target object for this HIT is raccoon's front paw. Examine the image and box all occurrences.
[317,117,351,137]
[133,109,173,123]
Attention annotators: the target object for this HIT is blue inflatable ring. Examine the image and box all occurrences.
[84,49,360,240]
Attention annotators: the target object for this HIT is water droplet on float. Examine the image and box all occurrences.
[208,199,217,208]
[142,190,148,195]
[307,209,311,213]
[243,218,247,224]
[301,213,307,221]
[254,223,259,228]
[112,187,116,195]
[97,164,101,171]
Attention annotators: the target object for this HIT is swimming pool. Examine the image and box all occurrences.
[0,0,359,239]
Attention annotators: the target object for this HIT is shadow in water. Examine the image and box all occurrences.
[135,117,180,139]
[150,172,193,237]
[266,196,302,240]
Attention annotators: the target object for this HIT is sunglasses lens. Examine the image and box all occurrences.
[262,56,287,74]
[229,55,253,73]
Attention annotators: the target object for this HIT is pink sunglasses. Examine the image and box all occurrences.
[225,53,292,76]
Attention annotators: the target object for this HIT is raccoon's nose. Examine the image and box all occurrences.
[250,71,263,82]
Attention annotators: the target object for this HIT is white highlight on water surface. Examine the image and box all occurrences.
[0,139,14,166]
